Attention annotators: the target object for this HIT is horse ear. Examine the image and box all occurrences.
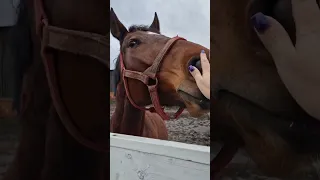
[149,12,160,32]
[110,8,128,41]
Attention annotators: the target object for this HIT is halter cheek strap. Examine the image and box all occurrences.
[120,36,186,120]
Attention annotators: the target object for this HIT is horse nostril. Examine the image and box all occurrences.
[188,56,202,74]
[195,60,202,73]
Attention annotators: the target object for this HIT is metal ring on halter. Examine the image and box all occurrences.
[146,76,158,87]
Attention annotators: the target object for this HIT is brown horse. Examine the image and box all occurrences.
[4,0,109,179]
[211,0,320,178]
[109,9,210,139]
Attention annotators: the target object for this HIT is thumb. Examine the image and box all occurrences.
[251,12,296,66]
[188,65,202,81]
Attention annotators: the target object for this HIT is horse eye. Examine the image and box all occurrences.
[128,39,140,48]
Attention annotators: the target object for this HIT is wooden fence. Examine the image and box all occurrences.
[110,133,210,180]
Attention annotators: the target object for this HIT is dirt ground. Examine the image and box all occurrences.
[110,102,212,145]
[110,102,211,146]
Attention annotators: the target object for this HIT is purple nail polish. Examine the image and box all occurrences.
[188,65,194,72]
[201,50,205,53]
[251,12,269,33]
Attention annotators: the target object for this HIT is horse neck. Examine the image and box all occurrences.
[111,82,145,136]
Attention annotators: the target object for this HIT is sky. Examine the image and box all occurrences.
[110,0,210,70]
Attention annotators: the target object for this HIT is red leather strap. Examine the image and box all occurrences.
[123,69,150,85]
[122,70,156,112]
[148,84,169,120]
[41,46,109,152]
[34,0,108,153]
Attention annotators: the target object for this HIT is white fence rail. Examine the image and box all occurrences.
[110,133,210,180]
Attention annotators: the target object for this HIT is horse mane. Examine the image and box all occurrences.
[112,25,161,92]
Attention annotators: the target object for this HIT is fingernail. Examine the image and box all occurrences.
[188,65,194,72]
[251,12,269,33]
[201,50,205,53]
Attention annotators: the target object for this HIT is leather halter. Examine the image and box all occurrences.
[120,36,186,120]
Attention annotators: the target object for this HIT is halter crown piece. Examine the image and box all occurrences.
[120,36,186,120]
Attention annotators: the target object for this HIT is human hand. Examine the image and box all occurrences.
[189,50,210,99]
[251,0,320,120]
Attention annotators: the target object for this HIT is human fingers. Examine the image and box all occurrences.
[188,65,202,81]
[292,0,320,36]
[200,50,210,76]
[252,12,296,67]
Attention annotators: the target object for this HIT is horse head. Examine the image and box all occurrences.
[110,8,210,118]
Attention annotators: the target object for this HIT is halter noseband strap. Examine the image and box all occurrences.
[120,36,186,120]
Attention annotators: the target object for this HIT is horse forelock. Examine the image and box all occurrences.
[128,25,160,34]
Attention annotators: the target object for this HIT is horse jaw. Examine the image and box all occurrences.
[177,80,210,117]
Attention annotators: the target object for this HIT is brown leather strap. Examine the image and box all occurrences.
[144,36,183,78]
[42,25,109,67]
